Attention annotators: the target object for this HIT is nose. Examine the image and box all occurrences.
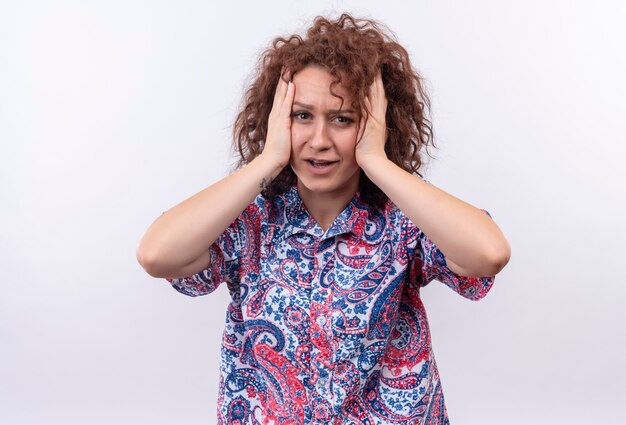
[308,120,332,150]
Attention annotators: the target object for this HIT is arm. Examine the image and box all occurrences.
[356,75,510,278]
[136,78,295,279]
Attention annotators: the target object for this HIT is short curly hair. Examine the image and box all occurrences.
[233,13,434,209]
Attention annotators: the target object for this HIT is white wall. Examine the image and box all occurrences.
[1,1,625,424]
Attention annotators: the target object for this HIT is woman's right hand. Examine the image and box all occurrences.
[262,71,295,168]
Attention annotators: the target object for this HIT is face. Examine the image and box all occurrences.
[290,65,361,204]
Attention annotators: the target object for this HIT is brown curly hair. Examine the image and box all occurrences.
[233,13,434,210]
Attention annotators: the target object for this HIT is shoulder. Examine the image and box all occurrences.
[380,199,410,230]
[375,199,422,246]
[242,190,284,218]
[238,188,293,230]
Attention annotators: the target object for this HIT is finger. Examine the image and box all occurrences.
[272,70,289,110]
[281,67,292,83]
[363,96,373,118]
[371,72,384,94]
[370,75,387,118]
[372,74,382,100]
[357,113,367,143]
[280,81,295,119]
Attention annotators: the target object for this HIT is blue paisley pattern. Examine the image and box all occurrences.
[167,186,494,424]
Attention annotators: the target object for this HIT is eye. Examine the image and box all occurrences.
[292,111,311,120]
[333,115,354,125]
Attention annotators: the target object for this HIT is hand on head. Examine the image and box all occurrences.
[263,70,295,169]
[356,72,389,167]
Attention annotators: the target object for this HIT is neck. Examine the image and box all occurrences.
[297,182,358,232]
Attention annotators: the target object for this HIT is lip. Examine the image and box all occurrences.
[304,158,339,175]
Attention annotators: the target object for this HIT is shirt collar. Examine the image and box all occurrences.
[271,185,370,241]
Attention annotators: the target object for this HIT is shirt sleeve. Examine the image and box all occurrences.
[407,209,495,301]
[164,208,250,297]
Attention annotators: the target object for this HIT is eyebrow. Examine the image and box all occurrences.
[292,101,357,115]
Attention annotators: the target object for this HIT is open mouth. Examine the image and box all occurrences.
[307,160,336,168]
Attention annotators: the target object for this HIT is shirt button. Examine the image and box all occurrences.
[316,316,327,326]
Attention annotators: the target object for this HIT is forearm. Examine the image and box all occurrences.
[136,154,284,278]
[360,156,510,276]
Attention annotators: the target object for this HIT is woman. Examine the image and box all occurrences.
[137,13,510,425]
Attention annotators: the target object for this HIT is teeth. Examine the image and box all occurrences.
[310,160,331,167]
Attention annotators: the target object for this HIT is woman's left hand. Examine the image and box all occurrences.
[355,72,389,168]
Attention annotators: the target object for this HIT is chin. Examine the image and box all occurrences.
[298,177,359,197]
[299,181,336,194]
[293,166,360,198]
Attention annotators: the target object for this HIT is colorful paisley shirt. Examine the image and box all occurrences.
[166,185,495,425]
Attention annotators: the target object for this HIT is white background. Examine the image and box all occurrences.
[1,0,625,424]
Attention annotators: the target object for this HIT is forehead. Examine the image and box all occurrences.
[292,65,353,109]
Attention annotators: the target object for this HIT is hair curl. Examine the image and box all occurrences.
[233,13,434,210]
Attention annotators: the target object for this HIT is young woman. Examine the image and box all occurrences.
[137,13,510,425]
